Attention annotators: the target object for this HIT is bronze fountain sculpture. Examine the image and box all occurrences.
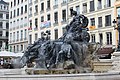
[14,9,101,74]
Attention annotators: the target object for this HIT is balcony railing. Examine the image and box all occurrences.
[97,5,102,10]
[82,10,87,13]
[34,12,38,16]
[40,10,44,14]
[29,2,32,6]
[53,21,58,26]
[34,0,38,4]
[53,5,58,9]
[46,7,50,11]
[98,24,103,27]
[29,14,32,17]
[61,1,67,6]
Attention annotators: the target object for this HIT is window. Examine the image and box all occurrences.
[47,14,50,21]
[6,14,9,19]
[13,32,15,41]
[11,2,12,8]
[35,5,38,13]
[106,0,111,7]
[21,0,23,3]
[99,33,103,44]
[41,3,44,11]
[10,11,12,18]
[6,23,9,29]
[0,41,2,48]
[14,46,15,52]
[17,31,19,41]
[35,33,38,40]
[17,8,19,16]
[90,0,95,12]
[24,29,27,40]
[106,32,112,45]
[47,0,50,9]
[98,17,102,27]
[21,30,23,40]
[62,27,66,34]
[54,12,58,23]
[0,22,3,28]
[55,29,58,39]
[35,18,38,28]
[62,9,66,21]
[70,7,73,16]
[76,5,80,14]
[4,6,6,10]
[90,18,95,26]
[18,0,19,4]
[10,33,12,42]
[14,0,16,6]
[21,6,23,15]
[0,31,2,36]
[29,20,32,28]
[91,34,95,42]
[105,15,111,26]
[41,16,44,22]
[25,5,27,13]
[6,32,9,37]
[29,35,32,44]
[14,10,16,17]
[0,14,3,18]
[54,0,58,5]
[21,45,23,51]
[17,45,19,52]
[29,7,32,15]
[98,0,102,9]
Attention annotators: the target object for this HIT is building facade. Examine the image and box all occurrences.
[8,0,117,52]
[28,0,68,44]
[28,0,116,48]
[68,0,116,47]
[9,0,28,52]
[0,0,9,51]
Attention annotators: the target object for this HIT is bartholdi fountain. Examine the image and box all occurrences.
[17,9,101,74]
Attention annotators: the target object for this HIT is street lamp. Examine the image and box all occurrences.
[42,30,51,40]
[113,16,120,51]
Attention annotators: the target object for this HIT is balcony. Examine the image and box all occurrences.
[98,24,103,28]
[40,10,44,14]
[16,26,19,29]
[0,36,8,40]
[29,14,32,17]
[61,1,67,6]
[53,5,58,9]
[34,12,38,16]
[97,6,102,10]
[24,23,27,27]
[105,23,111,27]
[46,7,50,11]
[53,21,58,27]
[104,4,111,8]
[20,25,23,28]
[34,0,38,4]
[82,10,87,13]
[89,9,95,12]
[61,19,67,24]
[29,2,32,6]
[34,27,38,31]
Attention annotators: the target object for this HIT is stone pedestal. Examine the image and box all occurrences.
[110,51,120,71]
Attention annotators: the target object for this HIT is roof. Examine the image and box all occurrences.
[0,0,9,5]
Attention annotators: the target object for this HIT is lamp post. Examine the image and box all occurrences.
[42,30,51,40]
[113,16,120,51]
